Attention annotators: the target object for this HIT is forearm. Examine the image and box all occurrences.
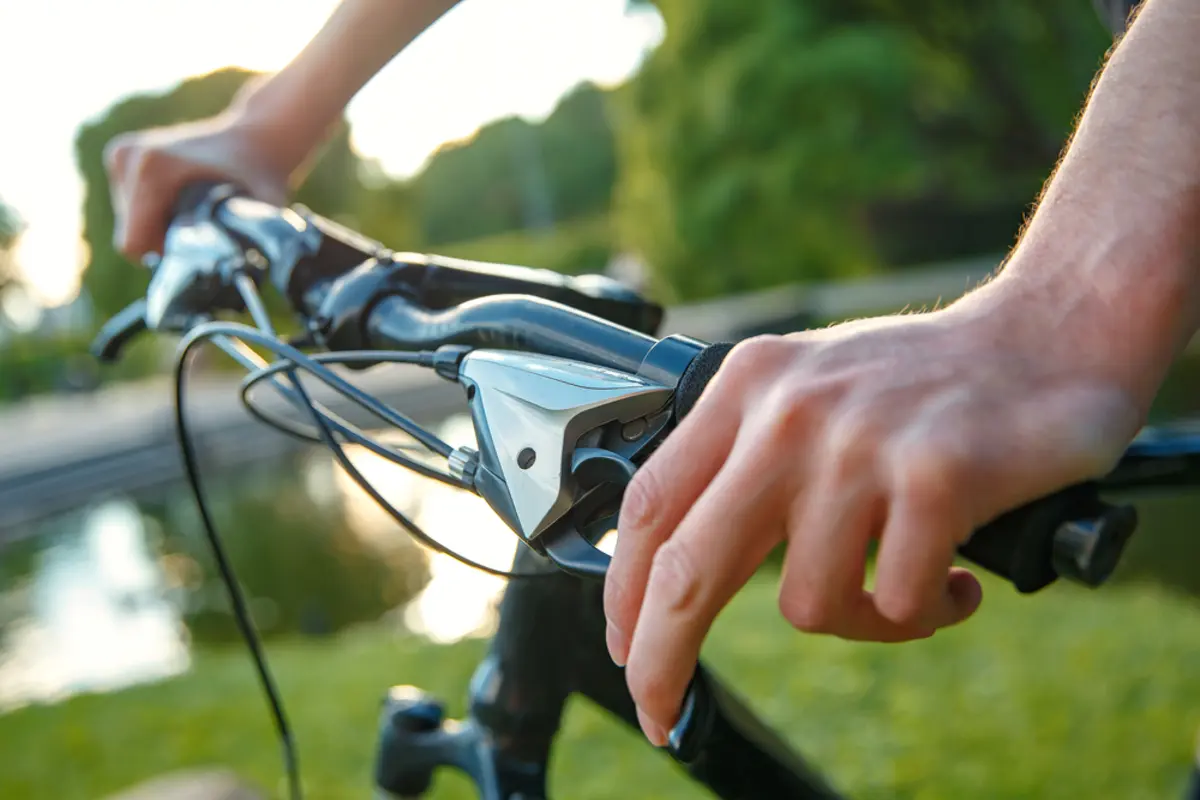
[970,0,1200,411]
[228,0,463,179]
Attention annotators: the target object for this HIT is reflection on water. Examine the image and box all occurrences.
[0,501,190,711]
[331,415,517,645]
[0,413,520,710]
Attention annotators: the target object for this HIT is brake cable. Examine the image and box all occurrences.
[170,277,554,799]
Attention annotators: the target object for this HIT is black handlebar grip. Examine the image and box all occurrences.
[671,342,1137,593]
[957,486,1093,593]
[172,180,231,220]
[959,486,1137,593]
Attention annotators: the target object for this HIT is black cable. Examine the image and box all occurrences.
[204,313,462,489]
[227,321,456,459]
[171,305,557,798]
[179,319,551,572]
[173,343,305,800]
[238,352,465,489]
[178,320,548,578]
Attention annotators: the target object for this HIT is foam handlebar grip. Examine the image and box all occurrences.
[673,342,735,424]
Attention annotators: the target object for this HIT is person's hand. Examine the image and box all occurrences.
[602,291,1144,745]
[103,108,290,260]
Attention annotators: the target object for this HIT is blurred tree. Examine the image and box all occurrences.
[75,67,367,323]
[354,159,423,250]
[615,0,1113,301]
[413,82,617,245]
[0,198,22,294]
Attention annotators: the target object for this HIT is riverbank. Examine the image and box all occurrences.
[2,569,1198,799]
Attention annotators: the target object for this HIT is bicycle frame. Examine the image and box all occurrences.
[373,545,843,799]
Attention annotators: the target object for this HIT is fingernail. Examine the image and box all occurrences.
[606,621,628,667]
[948,572,984,618]
[637,707,667,747]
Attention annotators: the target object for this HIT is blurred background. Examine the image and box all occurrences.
[1,1,1199,798]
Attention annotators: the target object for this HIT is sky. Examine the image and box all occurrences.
[0,0,664,305]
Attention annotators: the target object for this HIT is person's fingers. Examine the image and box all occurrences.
[117,148,178,258]
[604,383,740,666]
[622,450,785,744]
[872,451,982,631]
[776,416,878,621]
[778,462,932,642]
[104,138,137,252]
[605,337,798,665]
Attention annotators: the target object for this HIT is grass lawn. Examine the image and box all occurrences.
[1,570,1198,800]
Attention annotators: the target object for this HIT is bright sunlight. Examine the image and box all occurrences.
[0,0,663,305]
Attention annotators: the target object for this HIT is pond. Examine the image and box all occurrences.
[0,414,521,712]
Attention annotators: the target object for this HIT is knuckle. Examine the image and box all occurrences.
[760,379,821,441]
[648,542,703,616]
[874,587,927,628]
[822,407,882,478]
[894,442,962,505]
[620,467,663,532]
[626,660,675,713]
[602,567,628,620]
[778,590,838,634]
[103,135,135,172]
[129,145,165,178]
[723,335,785,379]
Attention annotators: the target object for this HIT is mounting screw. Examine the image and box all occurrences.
[517,448,536,469]
[621,418,648,442]
[245,248,268,270]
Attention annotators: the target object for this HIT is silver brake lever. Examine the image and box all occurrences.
[456,349,673,544]
[145,217,248,333]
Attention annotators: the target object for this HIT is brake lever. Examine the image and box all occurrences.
[90,298,149,363]
[539,448,636,579]
[92,182,248,365]
[538,447,719,763]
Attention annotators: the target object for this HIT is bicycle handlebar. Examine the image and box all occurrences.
[88,181,1200,800]
[95,182,1149,598]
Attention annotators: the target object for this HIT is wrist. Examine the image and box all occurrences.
[224,75,339,183]
[954,234,1200,418]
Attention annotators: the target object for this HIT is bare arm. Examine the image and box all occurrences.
[974,0,1200,411]
[107,0,464,254]
[231,0,466,181]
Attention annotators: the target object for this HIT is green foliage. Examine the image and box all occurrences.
[413,82,617,245]
[352,165,423,250]
[75,68,365,325]
[1,572,1198,798]
[0,332,161,404]
[616,0,1112,301]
